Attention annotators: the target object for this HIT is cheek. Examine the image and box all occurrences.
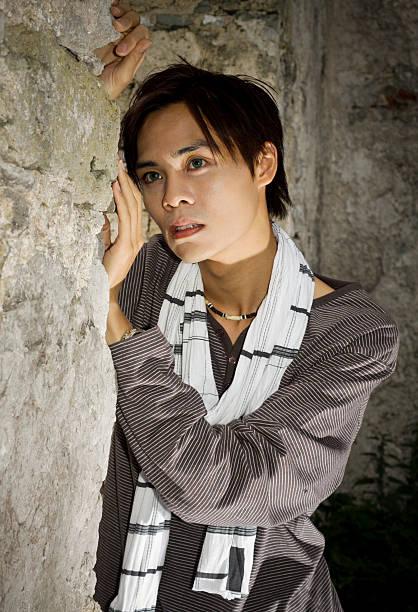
[201,175,236,210]
[142,193,160,220]
[206,173,253,216]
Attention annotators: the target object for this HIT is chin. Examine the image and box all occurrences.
[168,241,212,264]
[182,254,207,264]
[174,249,204,264]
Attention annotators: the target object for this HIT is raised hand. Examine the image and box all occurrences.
[93,0,152,100]
[102,156,145,293]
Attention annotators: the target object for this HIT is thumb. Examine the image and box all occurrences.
[102,214,112,250]
[102,213,110,230]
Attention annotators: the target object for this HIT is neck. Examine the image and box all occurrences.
[199,220,278,316]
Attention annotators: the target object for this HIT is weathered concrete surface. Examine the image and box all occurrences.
[0,25,119,210]
[0,4,120,610]
[0,0,119,74]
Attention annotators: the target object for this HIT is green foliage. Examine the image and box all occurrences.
[312,428,418,612]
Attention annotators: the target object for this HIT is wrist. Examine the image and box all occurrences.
[109,292,120,307]
[106,301,132,345]
[109,281,123,304]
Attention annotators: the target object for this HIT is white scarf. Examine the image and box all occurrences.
[109,221,315,612]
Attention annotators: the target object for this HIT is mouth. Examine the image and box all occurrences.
[170,222,205,240]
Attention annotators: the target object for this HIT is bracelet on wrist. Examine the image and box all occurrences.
[120,327,142,341]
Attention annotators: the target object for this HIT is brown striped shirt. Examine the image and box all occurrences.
[93,233,400,611]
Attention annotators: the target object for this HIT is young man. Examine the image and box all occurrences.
[94,4,400,611]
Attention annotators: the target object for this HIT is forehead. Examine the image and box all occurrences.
[136,101,228,161]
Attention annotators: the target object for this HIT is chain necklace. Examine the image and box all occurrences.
[204,298,258,321]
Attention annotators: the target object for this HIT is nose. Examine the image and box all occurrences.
[162,173,195,211]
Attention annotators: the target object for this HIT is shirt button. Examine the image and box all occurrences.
[228,356,236,365]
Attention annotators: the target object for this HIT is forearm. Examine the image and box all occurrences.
[109,327,317,526]
[106,286,132,345]
[109,322,397,526]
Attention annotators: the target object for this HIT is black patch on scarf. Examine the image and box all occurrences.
[226,546,245,593]
[300,262,315,280]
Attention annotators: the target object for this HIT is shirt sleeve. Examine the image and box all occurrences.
[108,315,400,527]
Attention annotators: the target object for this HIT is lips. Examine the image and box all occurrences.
[169,218,205,238]
[172,225,204,240]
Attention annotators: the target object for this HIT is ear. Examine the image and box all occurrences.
[254,142,278,190]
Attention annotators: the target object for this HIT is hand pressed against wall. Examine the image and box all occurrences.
[93,0,152,100]
[102,158,145,293]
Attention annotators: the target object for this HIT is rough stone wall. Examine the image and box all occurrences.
[0,0,415,610]
[0,2,120,610]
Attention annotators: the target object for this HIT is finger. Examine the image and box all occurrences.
[117,161,139,232]
[93,37,123,62]
[95,44,123,65]
[114,39,151,89]
[116,162,144,245]
[103,228,112,250]
[102,214,111,249]
[111,46,150,95]
[115,24,150,56]
[112,180,132,244]
[110,2,131,17]
[111,2,131,13]
[118,163,145,241]
[124,168,144,207]
[102,213,110,228]
[112,9,141,33]
[133,44,151,73]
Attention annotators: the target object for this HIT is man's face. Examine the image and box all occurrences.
[135,101,266,264]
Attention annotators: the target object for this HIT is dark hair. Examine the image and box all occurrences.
[119,57,293,220]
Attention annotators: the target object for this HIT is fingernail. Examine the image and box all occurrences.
[111,6,121,14]
[117,43,128,53]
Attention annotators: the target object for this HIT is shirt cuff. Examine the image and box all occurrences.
[109,325,175,373]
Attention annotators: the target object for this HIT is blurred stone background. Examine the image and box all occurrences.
[0,0,416,610]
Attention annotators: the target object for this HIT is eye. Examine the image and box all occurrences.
[189,157,206,169]
[140,171,161,185]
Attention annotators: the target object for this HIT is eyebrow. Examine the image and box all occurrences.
[136,140,211,169]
